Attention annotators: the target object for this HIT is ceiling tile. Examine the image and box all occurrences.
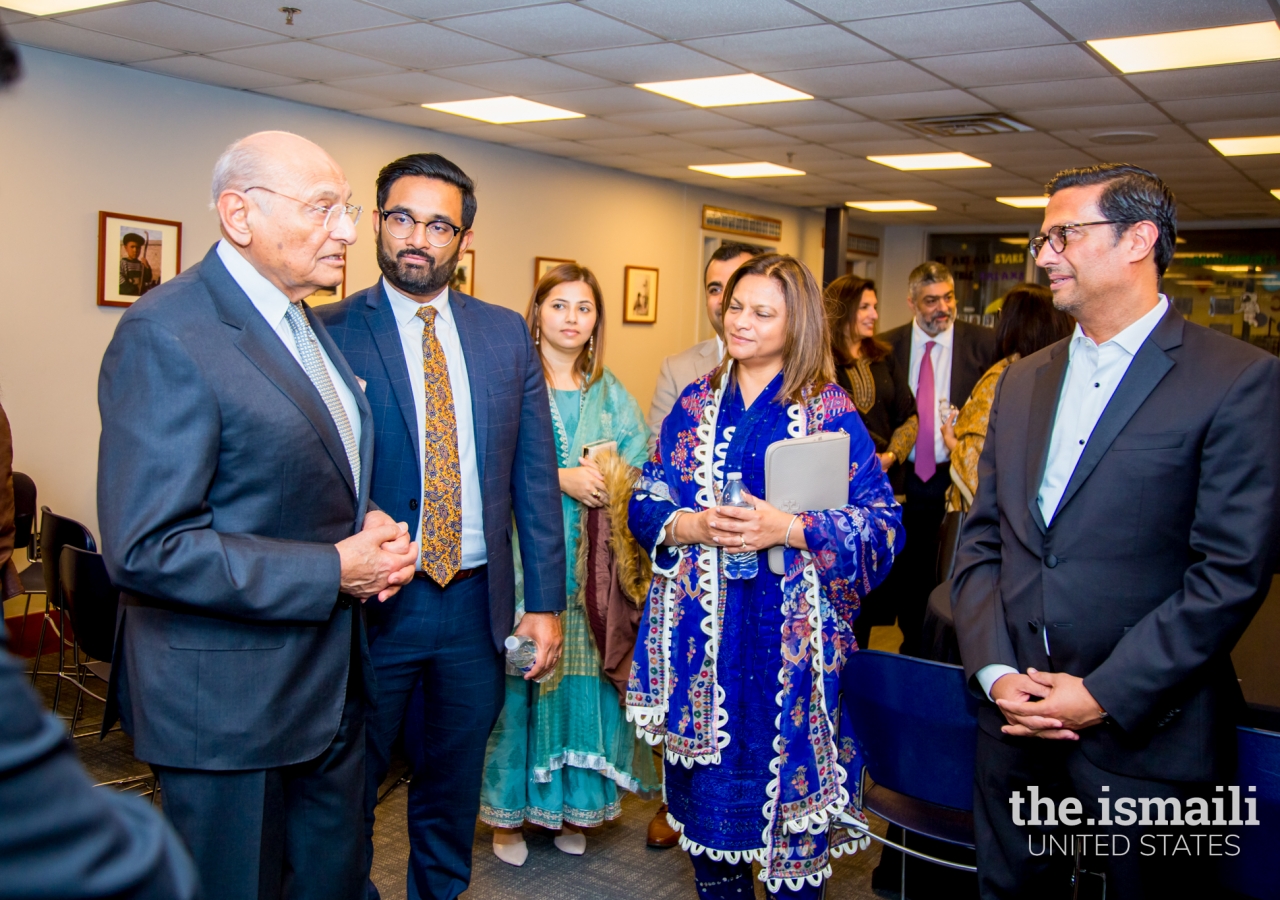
[777,122,894,142]
[442,4,657,55]
[57,3,281,53]
[316,23,520,69]
[380,0,555,19]
[835,89,994,119]
[931,131,1071,153]
[131,55,300,90]
[7,19,178,63]
[211,41,404,81]
[581,0,821,40]
[1048,124,1197,148]
[675,127,803,148]
[799,0,1013,21]
[709,100,868,127]
[358,103,501,134]
[1016,103,1171,130]
[581,134,708,154]
[638,148,751,165]
[973,77,1145,110]
[1187,116,1280,140]
[1159,93,1280,124]
[549,42,740,82]
[684,24,890,71]
[432,57,612,94]
[0,9,31,26]
[257,81,393,110]
[847,3,1067,57]
[521,86,687,116]
[773,60,948,98]
[601,108,745,132]
[1028,0,1273,40]
[914,44,1108,88]
[164,0,413,38]
[827,137,949,155]
[330,71,491,104]
[506,118,647,140]
[1126,61,1280,101]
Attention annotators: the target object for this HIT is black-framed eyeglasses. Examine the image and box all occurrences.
[245,186,362,231]
[378,210,463,247]
[1029,220,1123,258]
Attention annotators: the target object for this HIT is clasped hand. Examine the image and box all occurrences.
[336,509,418,603]
[674,490,803,553]
[991,668,1107,740]
[559,457,606,508]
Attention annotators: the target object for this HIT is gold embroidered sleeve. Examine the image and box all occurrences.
[886,414,917,466]
[949,360,1007,500]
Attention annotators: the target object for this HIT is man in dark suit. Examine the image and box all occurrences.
[880,262,998,656]
[953,163,1280,897]
[97,131,418,900]
[317,153,565,900]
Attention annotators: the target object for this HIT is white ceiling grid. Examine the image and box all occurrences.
[4,0,1280,222]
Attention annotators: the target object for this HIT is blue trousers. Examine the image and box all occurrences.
[363,572,505,900]
[689,854,824,900]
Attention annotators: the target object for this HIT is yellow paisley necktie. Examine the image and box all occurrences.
[416,305,462,587]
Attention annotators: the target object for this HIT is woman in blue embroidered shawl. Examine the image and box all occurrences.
[481,264,659,865]
[627,254,903,899]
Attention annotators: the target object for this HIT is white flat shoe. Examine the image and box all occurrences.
[554,831,586,856]
[493,837,528,867]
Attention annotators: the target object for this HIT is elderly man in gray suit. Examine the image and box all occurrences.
[97,131,418,900]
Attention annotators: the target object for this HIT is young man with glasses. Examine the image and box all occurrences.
[317,153,565,900]
[953,163,1280,896]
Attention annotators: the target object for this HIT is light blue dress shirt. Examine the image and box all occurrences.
[975,296,1169,700]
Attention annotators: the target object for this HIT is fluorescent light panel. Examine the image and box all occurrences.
[1209,135,1280,156]
[688,162,805,178]
[846,200,936,212]
[867,152,990,171]
[421,97,583,124]
[1272,189,1280,201]
[997,196,1050,208]
[635,74,811,108]
[1088,22,1280,74]
[2,0,125,11]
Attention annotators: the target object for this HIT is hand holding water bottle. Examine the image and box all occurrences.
[706,475,809,560]
[507,610,562,682]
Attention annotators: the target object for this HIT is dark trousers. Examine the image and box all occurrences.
[897,464,950,657]
[974,721,1220,899]
[364,571,505,900]
[154,681,366,900]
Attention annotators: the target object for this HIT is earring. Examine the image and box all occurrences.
[534,324,540,345]
[588,334,595,357]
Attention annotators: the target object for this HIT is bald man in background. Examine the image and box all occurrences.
[97,131,418,900]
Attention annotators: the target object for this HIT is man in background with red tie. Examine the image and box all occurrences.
[317,153,564,900]
[880,262,998,657]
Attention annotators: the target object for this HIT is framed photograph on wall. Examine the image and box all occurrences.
[535,256,574,285]
[451,249,475,296]
[623,265,659,324]
[98,211,182,307]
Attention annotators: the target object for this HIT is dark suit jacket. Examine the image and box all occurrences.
[952,307,1280,781]
[317,283,565,650]
[98,244,375,771]
[0,633,197,899]
[881,319,1000,411]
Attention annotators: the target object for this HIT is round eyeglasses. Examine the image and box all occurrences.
[1029,220,1123,258]
[245,186,361,232]
[379,210,463,248]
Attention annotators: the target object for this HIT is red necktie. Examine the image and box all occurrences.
[915,340,937,482]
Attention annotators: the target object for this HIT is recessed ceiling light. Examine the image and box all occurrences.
[1,0,126,11]
[421,97,583,124]
[997,196,1050,208]
[846,200,937,212]
[635,74,811,108]
[1089,131,1158,145]
[1088,21,1280,74]
[688,162,805,178]
[867,152,990,171]
[1272,189,1280,201]
[1208,135,1280,156]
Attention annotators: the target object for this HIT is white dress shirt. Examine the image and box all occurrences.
[976,295,1169,699]
[906,318,954,465]
[383,278,487,568]
[216,239,361,451]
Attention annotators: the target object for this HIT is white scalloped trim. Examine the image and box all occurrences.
[665,811,768,866]
[532,750,648,794]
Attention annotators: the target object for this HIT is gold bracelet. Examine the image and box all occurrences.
[784,514,800,548]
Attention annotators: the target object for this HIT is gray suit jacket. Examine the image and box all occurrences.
[952,307,1280,781]
[98,244,375,771]
[647,337,721,444]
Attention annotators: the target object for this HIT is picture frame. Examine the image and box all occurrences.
[98,211,182,307]
[535,256,574,286]
[450,249,475,296]
[623,265,659,324]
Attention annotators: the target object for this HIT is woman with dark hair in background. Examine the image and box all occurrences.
[629,254,902,899]
[942,282,1074,511]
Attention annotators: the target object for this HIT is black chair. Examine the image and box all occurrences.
[10,472,43,651]
[59,546,120,738]
[29,506,96,717]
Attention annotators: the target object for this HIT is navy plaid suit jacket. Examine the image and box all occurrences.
[318,282,566,649]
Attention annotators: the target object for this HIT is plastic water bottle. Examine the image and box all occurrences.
[721,473,758,580]
[504,634,553,683]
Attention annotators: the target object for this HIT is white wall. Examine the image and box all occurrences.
[0,47,825,546]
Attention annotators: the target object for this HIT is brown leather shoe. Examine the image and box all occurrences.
[646,803,679,848]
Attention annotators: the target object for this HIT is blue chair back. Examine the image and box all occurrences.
[840,649,979,812]
[1222,726,1280,900]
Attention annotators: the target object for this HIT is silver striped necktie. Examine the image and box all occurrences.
[284,302,361,489]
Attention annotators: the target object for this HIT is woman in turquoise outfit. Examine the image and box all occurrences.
[481,263,659,865]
